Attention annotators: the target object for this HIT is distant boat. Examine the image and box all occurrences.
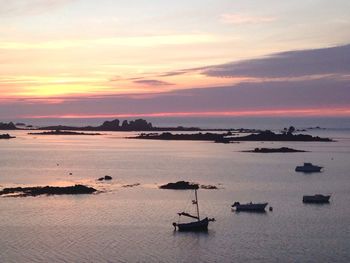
[295,163,323,172]
[173,189,215,231]
[303,194,331,204]
[231,202,268,212]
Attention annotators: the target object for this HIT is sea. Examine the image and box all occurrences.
[0,117,349,262]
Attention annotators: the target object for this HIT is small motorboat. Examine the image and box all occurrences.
[231,202,268,212]
[173,189,215,232]
[303,194,331,204]
[295,163,323,172]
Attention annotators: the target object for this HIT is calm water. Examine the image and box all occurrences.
[0,128,350,262]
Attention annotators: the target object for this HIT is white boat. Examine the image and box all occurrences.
[303,194,330,203]
[232,202,268,212]
[295,163,322,172]
[173,189,215,231]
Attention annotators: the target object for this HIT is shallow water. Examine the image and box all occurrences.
[0,130,350,262]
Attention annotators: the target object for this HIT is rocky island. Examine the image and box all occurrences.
[38,119,201,132]
[135,132,228,142]
[133,129,332,143]
[230,130,332,142]
[160,181,199,189]
[0,134,15,139]
[0,184,97,197]
[29,130,102,136]
[159,181,218,190]
[32,119,262,133]
[97,175,113,181]
[0,122,17,130]
[244,147,307,153]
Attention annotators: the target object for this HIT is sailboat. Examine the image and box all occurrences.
[172,189,215,231]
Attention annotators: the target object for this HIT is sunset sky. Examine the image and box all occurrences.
[1,0,350,119]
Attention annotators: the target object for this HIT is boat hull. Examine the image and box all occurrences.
[295,167,322,172]
[232,203,268,212]
[303,195,330,203]
[176,218,209,232]
[295,163,322,173]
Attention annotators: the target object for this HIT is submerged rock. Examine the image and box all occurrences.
[159,181,199,190]
[0,184,97,197]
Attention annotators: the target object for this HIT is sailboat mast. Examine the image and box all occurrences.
[195,189,200,221]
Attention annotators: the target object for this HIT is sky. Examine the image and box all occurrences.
[0,0,350,120]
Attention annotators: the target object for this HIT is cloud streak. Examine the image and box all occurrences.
[0,34,220,50]
[133,79,174,86]
[220,14,277,25]
[202,44,350,78]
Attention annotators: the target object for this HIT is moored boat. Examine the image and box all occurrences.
[303,194,331,203]
[231,202,268,212]
[173,189,215,231]
[175,217,211,231]
[295,163,322,172]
